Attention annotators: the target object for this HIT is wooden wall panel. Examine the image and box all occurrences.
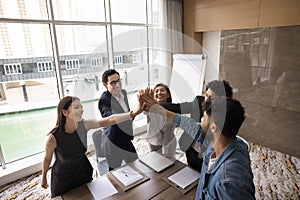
[259,0,300,27]
[194,0,260,31]
[183,0,197,53]
[194,32,203,48]
[188,0,300,32]
[183,32,203,54]
[195,0,254,9]
[184,10,194,33]
[183,31,196,53]
[184,0,195,11]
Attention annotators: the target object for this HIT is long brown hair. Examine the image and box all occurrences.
[48,96,80,138]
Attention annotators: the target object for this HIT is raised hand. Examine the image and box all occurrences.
[131,90,147,117]
[139,87,158,112]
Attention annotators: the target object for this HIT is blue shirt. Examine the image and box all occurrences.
[173,114,255,200]
[173,114,205,144]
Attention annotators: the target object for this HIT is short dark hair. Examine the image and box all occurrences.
[203,97,245,138]
[102,69,120,83]
[206,80,233,97]
[153,83,172,103]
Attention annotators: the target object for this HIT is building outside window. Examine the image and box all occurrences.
[133,54,142,63]
[65,59,80,70]
[3,63,22,75]
[91,57,103,67]
[0,0,165,171]
[37,61,53,72]
[114,55,123,65]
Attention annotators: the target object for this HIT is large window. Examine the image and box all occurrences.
[0,0,163,165]
[110,0,147,23]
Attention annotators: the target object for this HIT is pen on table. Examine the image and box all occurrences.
[121,170,128,177]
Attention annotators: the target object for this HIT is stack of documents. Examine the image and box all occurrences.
[167,166,200,189]
[111,165,144,186]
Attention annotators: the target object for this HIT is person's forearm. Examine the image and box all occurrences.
[100,110,139,127]
[166,110,176,122]
[41,156,51,180]
[160,103,181,113]
[101,112,130,126]
[160,102,194,114]
[146,104,204,143]
[172,114,203,143]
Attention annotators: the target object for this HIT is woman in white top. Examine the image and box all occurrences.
[146,83,177,158]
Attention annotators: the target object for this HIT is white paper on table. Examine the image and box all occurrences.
[167,166,200,189]
[86,176,118,199]
[111,165,143,186]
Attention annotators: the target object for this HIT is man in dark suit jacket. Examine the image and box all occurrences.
[98,69,138,170]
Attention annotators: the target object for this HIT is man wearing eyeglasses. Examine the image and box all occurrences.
[98,69,138,170]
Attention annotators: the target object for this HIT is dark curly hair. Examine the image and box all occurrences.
[206,80,233,98]
[203,97,245,139]
[102,69,120,83]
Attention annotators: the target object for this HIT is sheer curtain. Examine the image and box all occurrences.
[149,0,183,84]
[163,0,183,83]
[165,1,184,56]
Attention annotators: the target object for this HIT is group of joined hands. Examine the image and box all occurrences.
[135,87,162,113]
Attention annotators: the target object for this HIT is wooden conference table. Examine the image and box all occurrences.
[62,159,197,200]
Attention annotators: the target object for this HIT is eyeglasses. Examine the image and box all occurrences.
[108,78,121,86]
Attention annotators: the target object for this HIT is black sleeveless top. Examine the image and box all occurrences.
[50,121,93,198]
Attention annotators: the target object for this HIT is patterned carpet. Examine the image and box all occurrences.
[0,132,299,200]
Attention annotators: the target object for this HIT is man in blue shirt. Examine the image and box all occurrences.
[159,80,234,172]
[142,93,255,199]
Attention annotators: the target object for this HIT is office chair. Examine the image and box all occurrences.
[92,129,109,176]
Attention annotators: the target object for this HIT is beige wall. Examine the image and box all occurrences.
[183,0,300,52]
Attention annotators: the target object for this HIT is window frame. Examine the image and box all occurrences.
[0,0,161,168]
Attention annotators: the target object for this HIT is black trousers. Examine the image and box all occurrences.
[105,139,138,171]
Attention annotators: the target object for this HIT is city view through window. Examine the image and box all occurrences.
[0,0,171,165]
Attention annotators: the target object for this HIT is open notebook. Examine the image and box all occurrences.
[111,165,144,187]
[139,151,174,172]
[108,164,150,191]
